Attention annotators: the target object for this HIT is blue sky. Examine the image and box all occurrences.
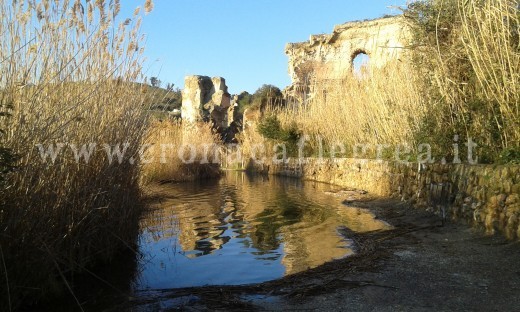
[124,0,408,94]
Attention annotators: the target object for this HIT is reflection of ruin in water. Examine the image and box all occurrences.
[137,172,392,289]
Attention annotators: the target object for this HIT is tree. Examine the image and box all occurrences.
[237,91,252,113]
[252,84,284,109]
[150,76,161,88]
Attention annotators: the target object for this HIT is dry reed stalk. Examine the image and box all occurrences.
[0,0,155,308]
[456,0,520,147]
[248,1,519,162]
[270,62,427,154]
[413,0,519,155]
[141,120,222,183]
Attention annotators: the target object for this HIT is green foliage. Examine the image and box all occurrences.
[497,147,520,164]
[251,84,284,109]
[257,115,301,156]
[257,115,283,140]
[235,85,285,114]
[145,85,182,111]
[406,0,459,44]
[150,76,161,88]
[237,92,252,113]
[258,115,299,143]
[254,84,283,99]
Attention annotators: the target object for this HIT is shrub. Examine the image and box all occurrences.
[245,1,520,164]
[257,115,301,156]
[497,147,520,165]
[237,91,253,113]
[264,62,427,158]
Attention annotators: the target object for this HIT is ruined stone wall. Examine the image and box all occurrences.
[248,158,520,240]
[285,16,410,85]
[181,75,231,127]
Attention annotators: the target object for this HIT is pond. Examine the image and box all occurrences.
[135,172,392,290]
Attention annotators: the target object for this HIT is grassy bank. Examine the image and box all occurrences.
[0,0,154,309]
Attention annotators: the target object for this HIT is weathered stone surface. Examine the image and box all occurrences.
[181,75,231,127]
[227,95,239,126]
[285,16,410,87]
[181,76,208,122]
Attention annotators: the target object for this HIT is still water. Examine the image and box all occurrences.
[135,172,391,290]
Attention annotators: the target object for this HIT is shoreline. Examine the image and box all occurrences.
[120,185,520,311]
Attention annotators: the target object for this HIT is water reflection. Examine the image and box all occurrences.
[136,172,391,290]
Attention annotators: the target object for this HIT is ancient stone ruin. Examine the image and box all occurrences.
[182,17,410,135]
[284,16,410,97]
[181,75,231,127]
[181,75,243,142]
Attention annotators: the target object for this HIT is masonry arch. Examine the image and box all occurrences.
[351,49,370,77]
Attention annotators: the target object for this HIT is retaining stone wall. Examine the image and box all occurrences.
[247,158,520,239]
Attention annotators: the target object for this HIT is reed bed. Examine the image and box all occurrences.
[141,120,222,183]
[0,0,155,309]
[456,0,519,152]
[407,0,520,161]
[272,62,427,156]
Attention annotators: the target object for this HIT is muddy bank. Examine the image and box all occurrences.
[117,188,520,311]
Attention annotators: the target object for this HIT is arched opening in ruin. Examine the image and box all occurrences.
[352,50,370,78]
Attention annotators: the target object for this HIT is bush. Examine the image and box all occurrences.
[498,147,520,165]
[237,92,253,113]
[256,62,427,159]
[257,115,301,156]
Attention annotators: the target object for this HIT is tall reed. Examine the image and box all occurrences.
[265,62,427,158]
[407,0,520,161]
[0,0,153,308]
[141,120,222,183]
[456,0,519,149]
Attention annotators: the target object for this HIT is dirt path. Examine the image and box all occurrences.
[126,195,520,312]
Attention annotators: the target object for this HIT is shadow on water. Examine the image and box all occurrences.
[34,172,391,311]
